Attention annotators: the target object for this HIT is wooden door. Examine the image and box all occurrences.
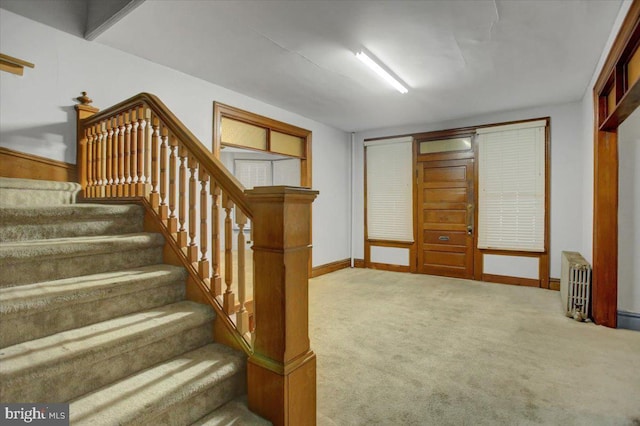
[417,159,474,278]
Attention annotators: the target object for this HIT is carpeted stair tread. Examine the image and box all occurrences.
[0,232,164,260]
[69,343,246,426]
[0,301,215,403]
[191,396,272,426]
[0,177,81,207]
[0,204,144,241]
[0,265,187,348]
[0,232,165,286]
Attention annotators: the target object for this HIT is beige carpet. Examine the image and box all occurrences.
[310,268,640,426]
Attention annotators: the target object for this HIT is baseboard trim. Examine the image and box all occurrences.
[367,262,411,273]
[0,147,77,182]
[617,310,640,331]
[549,278,560,291]
[353,258,365,268]
[482,273,539,288]
[311,259,350,278]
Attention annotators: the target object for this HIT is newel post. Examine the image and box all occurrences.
[75,92,99,197]
[245,186,319,426]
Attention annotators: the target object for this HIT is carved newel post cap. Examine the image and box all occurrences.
[76,91,93,105]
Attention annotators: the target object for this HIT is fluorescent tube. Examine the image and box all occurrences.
[356,51,408,94]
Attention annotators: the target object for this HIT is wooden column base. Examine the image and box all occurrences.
[248,352,317,426]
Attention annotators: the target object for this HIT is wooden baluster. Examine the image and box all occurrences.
[123,111,132,197]
[236,209,249,337]
[159,124,169,220]
[92,123,99,198]
[187,155,199,263]
[117,114,125,197]
[111,116,120,196]
[145,108,153,193]
[223,193,235,315]
[210,183,222,297]
[97,121,106,197]
[136,106,146,196]
[177,144,188,249]
[106,118,114,197]
[131,108,139,191]
[150,115,160,209]
[86,125,94,197]
[167,134,179,234]
[199,171,210,281]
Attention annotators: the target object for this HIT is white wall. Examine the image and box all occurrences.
[353,101,584,279]
[0,9,351,267]
[618,108,640,314]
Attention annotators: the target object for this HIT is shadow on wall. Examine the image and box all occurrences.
[0,106,76,163]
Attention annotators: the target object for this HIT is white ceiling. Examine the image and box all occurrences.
[6,0,625,132]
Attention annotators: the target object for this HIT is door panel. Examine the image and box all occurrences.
[417,159,474,279]
[424,188,466,204]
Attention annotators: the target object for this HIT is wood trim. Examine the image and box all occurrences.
[479,250,549,288]
[0,147,77,182]
[0,53,34,76]
[365,239,415,271]
[213,102,311,164]
[367,239,413,248]
[410,117,550,285]
[594,1,640,97]
[84,92,252,216]
[473,117,550,288]
[368,262,411,273]
[592,0,640,327]
[353,258,365,268]
[311,259,350,278]
[482,274,539,288]
[549,278,560,291]
[363,136,417,271]
[479,249,545,257]
[212,101,313,276]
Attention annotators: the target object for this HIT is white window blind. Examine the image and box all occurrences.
[234,160,272,189]
[477,120,546,252]
[365,137,413,242]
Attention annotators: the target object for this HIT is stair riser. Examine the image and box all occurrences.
[1,247,163,287]
[1,282,185,348]
[145,373,246,426]
[1,322,214,403]
[0,217,144,242]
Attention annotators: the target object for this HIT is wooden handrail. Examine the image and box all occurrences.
[83,93,252,216]
[75,92,256,349]
[75,93,318,425]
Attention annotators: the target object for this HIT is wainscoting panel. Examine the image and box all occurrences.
[0,147,77,182]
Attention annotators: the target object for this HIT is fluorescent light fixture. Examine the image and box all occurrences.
[356,51,408,94]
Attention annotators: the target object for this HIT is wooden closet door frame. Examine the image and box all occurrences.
[592,0,640,327]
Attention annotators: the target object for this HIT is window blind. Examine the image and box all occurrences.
[477,121,546,252]
[234,160,272,189]
[365,137,413,242]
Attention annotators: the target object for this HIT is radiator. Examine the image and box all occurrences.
[560,251,592,321]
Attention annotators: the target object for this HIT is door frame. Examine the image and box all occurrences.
[592,0,640,327]
[413,118,550,287]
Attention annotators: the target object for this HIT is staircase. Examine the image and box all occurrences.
[0,177,270,425]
